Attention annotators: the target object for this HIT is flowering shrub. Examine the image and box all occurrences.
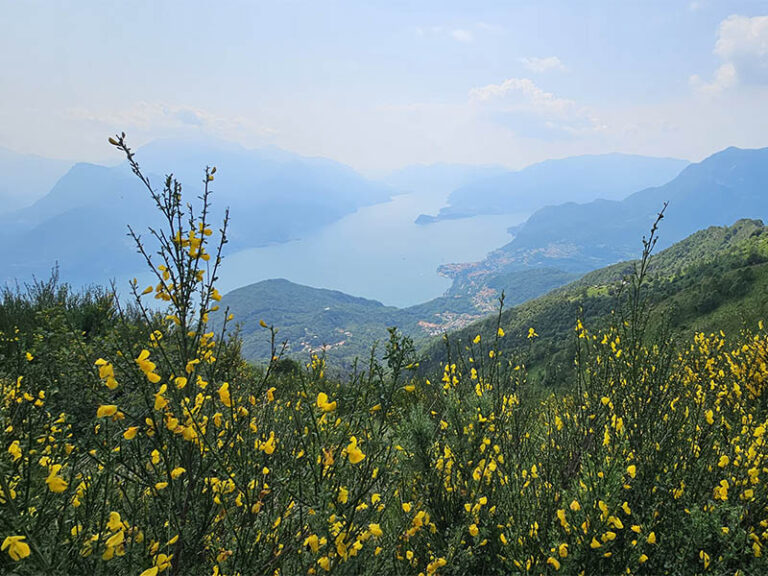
[1,138,768,575]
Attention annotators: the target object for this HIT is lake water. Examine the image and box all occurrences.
[218,189,526,308]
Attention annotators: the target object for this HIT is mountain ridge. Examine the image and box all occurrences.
[416,153,689,224]
[440,145,768,302]
[0,146,73,213]
[0,138,394,288]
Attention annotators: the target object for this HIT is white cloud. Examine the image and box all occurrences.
[450,29,473,43]
[693,15,768,93]
[469,77,576,115]
[414,25,445,37]
[475,21,503,33]
[690,62,737,94]
[415,24,491,43]
[519,56,566,73]
[469,77,605,137]
[68,102,210,129]
[715,15,768,62]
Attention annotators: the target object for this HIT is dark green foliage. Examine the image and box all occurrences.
[0,272,120,428]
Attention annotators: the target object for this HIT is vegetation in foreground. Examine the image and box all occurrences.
[2,138,768,575]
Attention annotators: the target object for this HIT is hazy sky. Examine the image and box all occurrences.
[2,0,768,173]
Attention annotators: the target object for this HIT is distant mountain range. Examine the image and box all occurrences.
[218,145,768,367]
[0,138,391,286]
[135,139,394,252]
[416,153,688,224]
[0,147,72,213]
[2,140,693,297]
[443,146,768,301]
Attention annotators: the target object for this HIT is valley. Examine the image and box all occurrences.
[217,145,768,370]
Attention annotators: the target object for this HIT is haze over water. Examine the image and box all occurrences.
[219,187,525,308]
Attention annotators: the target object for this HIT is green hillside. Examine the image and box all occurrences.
[421,218,768,384]
[218,279,401,365]
[218,267,580,368]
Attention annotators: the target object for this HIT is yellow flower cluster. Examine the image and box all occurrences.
[4,147,768,575]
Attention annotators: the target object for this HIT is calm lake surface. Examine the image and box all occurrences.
[218,189,526,308]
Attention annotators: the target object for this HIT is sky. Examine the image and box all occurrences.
[1,0,768,174]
